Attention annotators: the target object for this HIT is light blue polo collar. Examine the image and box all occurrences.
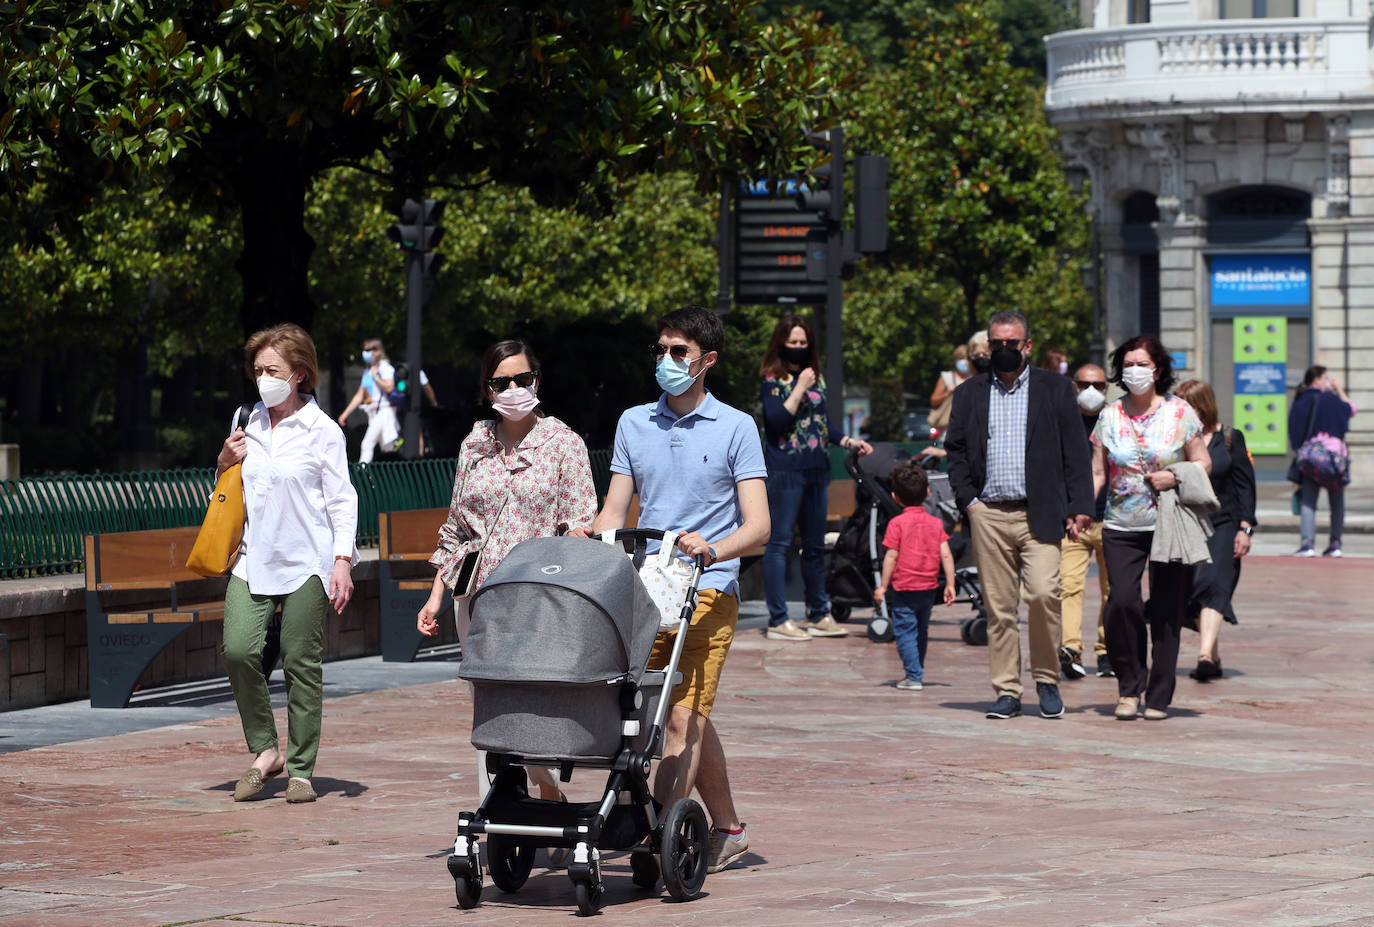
[652,390,721,425]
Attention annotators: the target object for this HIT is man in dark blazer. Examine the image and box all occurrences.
[945,310,1095,720]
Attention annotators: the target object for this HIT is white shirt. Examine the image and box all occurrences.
[231,396,359,595]
[361,359,397,412]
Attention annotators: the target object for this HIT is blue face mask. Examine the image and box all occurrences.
[655,354,701,396]
[361,350,373,364]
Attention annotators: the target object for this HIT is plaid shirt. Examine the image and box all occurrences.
[979,365,1030,502]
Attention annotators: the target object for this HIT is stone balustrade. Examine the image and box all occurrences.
[1046,18,1371,111]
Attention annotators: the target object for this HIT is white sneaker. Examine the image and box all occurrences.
[1322,546,1343,558]
[707,825,749,874]
[765,620,811,641]
[895,678,923,691]
[1292,546,1317,558]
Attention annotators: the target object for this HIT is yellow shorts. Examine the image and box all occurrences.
[648,587,738,719]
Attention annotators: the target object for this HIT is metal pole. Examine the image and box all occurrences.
[825,128,846,428]
[403,250,422,458]
[717,181,733,316]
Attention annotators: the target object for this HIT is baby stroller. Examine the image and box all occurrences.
[825,446,988,645]
[447,530,710,916]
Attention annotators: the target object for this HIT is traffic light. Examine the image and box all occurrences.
[854,154,890,254]
[388,363,410,413]
[387,198,445,256]
[795,128,844,221]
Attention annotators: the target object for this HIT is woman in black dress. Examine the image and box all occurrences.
[1174,380,1256,681]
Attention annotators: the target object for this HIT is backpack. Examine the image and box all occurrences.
[1297,434,1350,489]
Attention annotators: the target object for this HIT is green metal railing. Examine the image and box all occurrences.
[0,458,463,579]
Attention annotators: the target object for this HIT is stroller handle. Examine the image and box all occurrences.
[600,527,708,571]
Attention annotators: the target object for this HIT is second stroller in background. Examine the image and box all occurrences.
[825,445,988,645]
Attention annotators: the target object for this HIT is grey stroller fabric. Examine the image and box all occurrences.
[461,537,660,685]
[460,536,667,761]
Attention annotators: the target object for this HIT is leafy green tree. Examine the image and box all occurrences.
[850,2,1089,343]
[2,1,848,338]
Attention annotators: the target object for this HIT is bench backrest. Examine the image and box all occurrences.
[84,526,209,591]
[379,508,448,561]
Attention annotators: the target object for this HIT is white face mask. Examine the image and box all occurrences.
[491,385,539,420]
[257,373,295,409]
[1121,366,1156,396]
[1077,386,1106,413]
[1057,361,1069,375]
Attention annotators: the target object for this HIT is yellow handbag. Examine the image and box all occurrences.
[186,405,252,577]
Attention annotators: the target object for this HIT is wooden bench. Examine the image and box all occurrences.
[378,508,453,662]
[84,526,227,708]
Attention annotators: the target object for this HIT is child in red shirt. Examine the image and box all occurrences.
[874,462,956,690]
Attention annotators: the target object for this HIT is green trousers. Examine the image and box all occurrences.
[223,575,327,779]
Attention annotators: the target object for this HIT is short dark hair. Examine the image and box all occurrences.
[477,338,541,407]
[657,304,724,357]
[987,310,1030,341]
[890,461,929,507]
[1109,333,1176,395]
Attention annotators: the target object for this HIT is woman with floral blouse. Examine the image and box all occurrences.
[1091,334,1211,722]
[417,338,596,803]
[758,315,871,642]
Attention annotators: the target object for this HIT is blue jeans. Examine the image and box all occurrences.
[1299,476,1345,549]
[764,468,831,626]
[888,588,937,682]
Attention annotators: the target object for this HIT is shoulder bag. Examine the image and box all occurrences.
[605,530,696,630]
[186,404,254,578]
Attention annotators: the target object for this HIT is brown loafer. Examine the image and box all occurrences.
[1114,696,1140,720]
[285,777,318,803]
[233,762,284,801]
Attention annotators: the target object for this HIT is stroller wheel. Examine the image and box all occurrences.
[448,847,482,908]
[830,603,851,623]
[573,875,604,916]
[450,866,482,909]
[866,613,894,643]
[964,616,988,647]
[659,797,709,901]
[487,835,535,893]
[630,847,661,889]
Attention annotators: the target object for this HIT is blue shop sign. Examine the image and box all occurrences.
[1210,254,1310,307]
[1235,362,1286,395]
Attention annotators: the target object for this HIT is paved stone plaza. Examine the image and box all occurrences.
[1,554,1371,926]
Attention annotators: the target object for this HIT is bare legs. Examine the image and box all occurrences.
[653,704,740,830]
[1197,606,1223,663]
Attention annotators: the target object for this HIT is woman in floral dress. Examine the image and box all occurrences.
[758,315,871,642]
[1091,334,1211,721]
[417,338,596,802]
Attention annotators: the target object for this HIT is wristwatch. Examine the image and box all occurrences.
[1239,525,1254,536]
[706,546,718,566]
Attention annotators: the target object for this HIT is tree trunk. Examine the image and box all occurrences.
[231,141,317,338]
[962,275,982,336]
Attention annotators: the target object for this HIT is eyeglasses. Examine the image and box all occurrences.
[650,343,700,362]
[988,339,1023,351]
[1075,380,1107,391]
[486,371,538,392]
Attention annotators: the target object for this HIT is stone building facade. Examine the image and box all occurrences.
[1045,1,1370,480]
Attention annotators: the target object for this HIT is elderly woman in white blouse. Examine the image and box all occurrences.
[217,324,358,804]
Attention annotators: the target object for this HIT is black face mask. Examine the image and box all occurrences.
[970,355,991,374]
[991,346,1024,374]
[779,346,810,367]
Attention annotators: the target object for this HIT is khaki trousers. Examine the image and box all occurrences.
[967,502,1063,699]
[1059,521,1109,656]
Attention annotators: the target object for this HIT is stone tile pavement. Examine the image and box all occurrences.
[1,556,1372,926]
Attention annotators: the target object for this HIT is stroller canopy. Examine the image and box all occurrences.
[459,537,660,686]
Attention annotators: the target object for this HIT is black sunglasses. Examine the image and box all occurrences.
[988,339,1023,351]
[650,343,699,361]
[1075,380,1107,390]
[486,370,538,392]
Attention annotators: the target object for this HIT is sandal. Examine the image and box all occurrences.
[233,762,284,801]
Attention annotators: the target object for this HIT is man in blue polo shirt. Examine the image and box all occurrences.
[583,304,769,875]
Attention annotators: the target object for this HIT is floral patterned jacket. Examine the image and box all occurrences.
[429,415,597,589]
